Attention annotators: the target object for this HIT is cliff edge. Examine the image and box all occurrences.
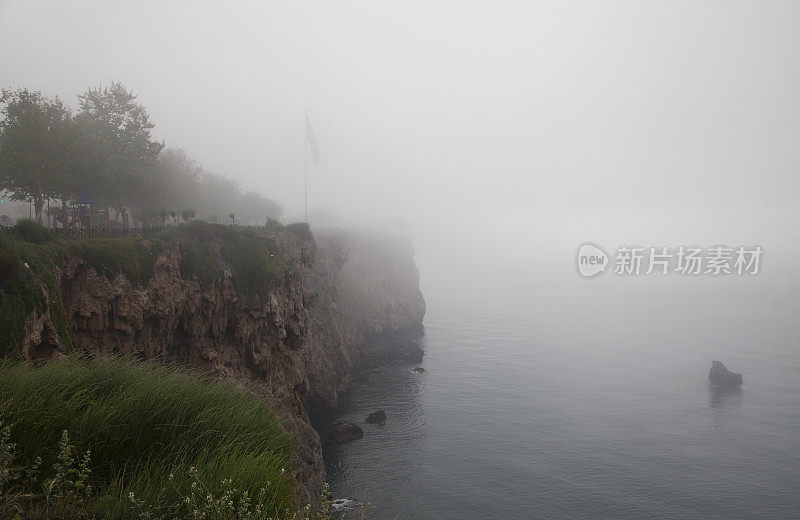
[1,222,425,505]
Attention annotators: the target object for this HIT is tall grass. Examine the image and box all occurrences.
[0,356,296,518]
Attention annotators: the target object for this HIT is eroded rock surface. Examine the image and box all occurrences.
[15,226,426,506]
[709,360,743,387]
[329,420,364,443]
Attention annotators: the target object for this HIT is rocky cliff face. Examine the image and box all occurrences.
[302,229,426,409]
[13,225,425,505]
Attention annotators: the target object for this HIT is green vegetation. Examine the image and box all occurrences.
[218,226,286,305]
[63,238,159,287]
[0,226,71,356]
[285,222,313,243]
[0,84,282,227]
[155,221,289,296]
[13,219,56,244]
[0,221,308,355]
[0,356,308,519]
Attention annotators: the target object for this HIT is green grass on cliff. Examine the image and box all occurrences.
[157,221,288,303]
[0,220,303,355]
[0,226,72,357]
[0,356,298,519]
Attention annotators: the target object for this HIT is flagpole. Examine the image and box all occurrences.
[304,134,308,223]
[304,109,308,223]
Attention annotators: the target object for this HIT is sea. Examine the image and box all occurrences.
[317,256,800,520]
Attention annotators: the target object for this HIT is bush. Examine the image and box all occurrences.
[0,231,71,356]
[0,357,299,519]
[13,219,54,244]
[65,238,159,287]
[286,222,313,243]
[219,227,285,305]
[180,208,196,222]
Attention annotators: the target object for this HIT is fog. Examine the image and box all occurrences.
[2,0,799,282]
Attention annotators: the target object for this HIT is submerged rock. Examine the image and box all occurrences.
[708,360,743,387]
[329,420,364,443]
[365,410,387,425]
[331,498,364,512]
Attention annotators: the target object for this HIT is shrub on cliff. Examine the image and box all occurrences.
[0,356,299,519]
[286,222,313,243]
[0,229,71,356]
[218,225,286,305]
[0,222,298,356]
[13,219,54,244]
[64,238,159,286]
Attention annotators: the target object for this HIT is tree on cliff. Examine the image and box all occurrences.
[76,82,164,228]
[0,88,76,223]
[1,82,283,228]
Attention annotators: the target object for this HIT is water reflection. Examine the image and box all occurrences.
[709,384,743,408]
[309,349,428,519]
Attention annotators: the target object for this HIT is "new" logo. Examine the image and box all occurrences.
[576,243,609,278]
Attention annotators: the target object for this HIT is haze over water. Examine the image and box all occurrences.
[323,261,800,519]
[1,2,799,517]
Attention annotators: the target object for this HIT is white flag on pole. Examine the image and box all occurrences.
[305,111,320,163]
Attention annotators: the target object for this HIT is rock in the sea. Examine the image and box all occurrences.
[365,410,387,425]
[329,420,364,443]
[708,360,743,387]
[331,498,364,512]
[412,367,425,373]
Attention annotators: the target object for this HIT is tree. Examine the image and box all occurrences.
[181,208,196,222]
[145,147,201,219]
[0,89,75,224]
[238,191,282,225]
[76,82,163,228]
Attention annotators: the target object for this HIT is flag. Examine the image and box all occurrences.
[305,110,320,163]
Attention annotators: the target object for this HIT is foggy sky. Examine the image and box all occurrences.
[1,1,798,274]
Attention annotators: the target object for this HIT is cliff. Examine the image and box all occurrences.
[1,222,425,505]
[302,228,426,409]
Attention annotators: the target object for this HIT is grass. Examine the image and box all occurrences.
[0,356,298,519]
[0,229,71,357]
[155,222,288,300]
[218,226,286,305]
[285,223,312,243]
[63,238,160,287]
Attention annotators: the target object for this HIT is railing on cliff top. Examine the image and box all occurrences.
[0,225,170,240]
[1,222,311,241]
[50,226,169,239]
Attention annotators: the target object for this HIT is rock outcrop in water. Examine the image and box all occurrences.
[708,360,743,387]
[11,224,425,505]
[365,410,387,425]
[329,420,364,443]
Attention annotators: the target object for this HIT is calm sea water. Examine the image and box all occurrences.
[320,270,800,519]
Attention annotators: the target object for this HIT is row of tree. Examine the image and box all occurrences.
[0,82,281,228]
